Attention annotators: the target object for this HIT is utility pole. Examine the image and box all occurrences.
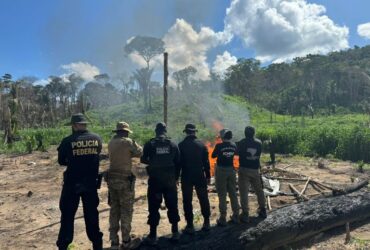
[164,52,168,124]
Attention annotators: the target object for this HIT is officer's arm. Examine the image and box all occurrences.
[97,137,103,154]
[131,140,143,158]
[211,144,218,158]
[173,144,181,180]
[257,141,262,158]
[57,139,68,166]
[202,145,211,179]
[140,142,150,164]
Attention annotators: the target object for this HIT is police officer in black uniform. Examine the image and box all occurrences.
[56,113,103,250]
[140,122,181,245]
[178,123,211,234]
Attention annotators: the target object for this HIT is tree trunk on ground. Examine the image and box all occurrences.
[144,189,370,250]
[240,190,370,249]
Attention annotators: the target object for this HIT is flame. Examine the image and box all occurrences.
[206,120,239,176]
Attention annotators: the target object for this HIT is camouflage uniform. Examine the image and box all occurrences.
[107,122,143,246]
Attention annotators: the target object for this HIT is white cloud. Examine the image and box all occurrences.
[127,19,231,80]
[163,19,231,80]
[358,22,370,39]
[33,78,50,86]
[212,51,238,77]
[61,62,100,81]
[224,0,349,62]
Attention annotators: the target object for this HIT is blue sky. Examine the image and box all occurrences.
[1,0,370,81]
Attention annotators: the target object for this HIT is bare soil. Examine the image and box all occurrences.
[0,147,369,250]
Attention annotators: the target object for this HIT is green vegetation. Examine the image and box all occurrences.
[350,237,370,250]
[228,96,370,162]
[1,95,369,164]
[1,44,369,163]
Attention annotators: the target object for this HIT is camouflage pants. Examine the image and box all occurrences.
[108,179,135,243]
[238,168,265,215]
[215,167,240,217]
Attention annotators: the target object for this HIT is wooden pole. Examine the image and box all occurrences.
[163,52,168,125]
[345,222,351,244]
[267,196,272,210]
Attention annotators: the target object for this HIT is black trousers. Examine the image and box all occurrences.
[147,177,180,227]
[56,184,103,250]
[181,177,210,224]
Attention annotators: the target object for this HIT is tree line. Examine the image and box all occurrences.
[224,45,370,117]
[2,38,370,144]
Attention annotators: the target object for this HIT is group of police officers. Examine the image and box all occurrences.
[57,113,267,250]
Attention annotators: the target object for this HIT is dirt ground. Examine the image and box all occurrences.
[0,146,370,250]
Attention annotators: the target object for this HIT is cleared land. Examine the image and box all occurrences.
[0,147,370,250]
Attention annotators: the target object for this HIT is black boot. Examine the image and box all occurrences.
[183,222,195,235]
[171,223,178,233]
[171,223,180,242]
[202,217,210,231]
[143,225,157,246]
[258,207,267,219]
[92,241,103,250]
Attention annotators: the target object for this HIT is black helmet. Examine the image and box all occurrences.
[220,128,232,140]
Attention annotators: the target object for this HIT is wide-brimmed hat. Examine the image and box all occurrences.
[65,113,89,125]
[113,122,133,133]
[183,123,198,133]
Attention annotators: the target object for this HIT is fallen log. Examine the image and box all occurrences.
[310,181,325,194]
[332,179,369,196]
[147,189,370,250]
[241,190,370,249]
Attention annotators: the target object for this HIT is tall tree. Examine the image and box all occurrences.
[173,66,197,90]
[124,36,164,110]
[132,68,154,109]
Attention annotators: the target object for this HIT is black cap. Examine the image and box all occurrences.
[155,122,167,133]
[66,113,89,125]
[220,128,232,140]
[183,123,198,133]
[244,126,255,138]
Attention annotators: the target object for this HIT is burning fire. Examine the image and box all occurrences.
[206,120,239,176]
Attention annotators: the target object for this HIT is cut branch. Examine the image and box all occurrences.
[300,177,311,196]
[289,183,309,201]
